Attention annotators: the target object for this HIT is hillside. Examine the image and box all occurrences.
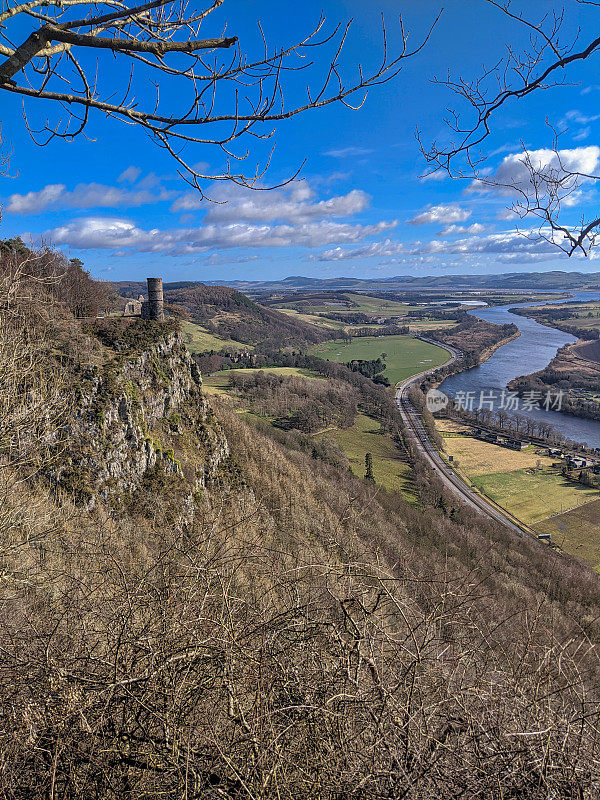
[4,250,600,796]
[119,282,335,350]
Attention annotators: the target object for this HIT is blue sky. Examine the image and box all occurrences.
[2,0,600,282]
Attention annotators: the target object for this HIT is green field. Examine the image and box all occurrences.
[523,302,600,333]
[471,469,598,525]
[203,371,415,501]
[181,321,250,353]
[278,307,456,336]
[309,334,451,384]
[408,320,458,331]
[436,419,600,563]
[316,412,415,501]
[277,308,347,329]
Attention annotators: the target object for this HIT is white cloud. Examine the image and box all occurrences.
[206,253,259,266]
[419,170,447,182]
[50,218,156,250]
[438,223,485,236]
[408,203,471,226]
[171,181,369,223]
[494,252,557,264]
[469,146,600,197]
[313,239,404,262]
[7,184,65,214]
[6,181,174,215]
[312,226,569,265]
[562,110,600,127]
[45,216,397,254]
[574,127,591,142]
[118,166,142,183]
[323,146,373,158]
[417,229,565,260]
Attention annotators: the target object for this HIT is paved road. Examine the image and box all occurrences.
[396,344,533,539]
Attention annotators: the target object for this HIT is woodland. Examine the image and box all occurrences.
[1,239,600,797]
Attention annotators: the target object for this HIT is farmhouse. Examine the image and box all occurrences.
[473,428,528,451]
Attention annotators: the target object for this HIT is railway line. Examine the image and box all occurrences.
[396,348,534,540]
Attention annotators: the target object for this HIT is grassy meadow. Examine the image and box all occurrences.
[202,371,416,503]
[436,419,600,563]
[273,292,416,316]
[533,500,600,570]
[276,308,346,329]
[278,307,459,335]
[181,321,250,353]
[316,412,415,501]
[309,334,451,385]
[470,470,597,525]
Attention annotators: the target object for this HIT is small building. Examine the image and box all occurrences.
[123,294,144,316]
[505,438,528,451]
[548,448,563,458]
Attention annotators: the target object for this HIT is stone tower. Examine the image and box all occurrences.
[141,277,165,320]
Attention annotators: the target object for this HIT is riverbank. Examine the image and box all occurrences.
[504,300,600,423]
[437,292,600,449]
[508,338,600,422]
[420,321,521,392]
[509,300,600,342]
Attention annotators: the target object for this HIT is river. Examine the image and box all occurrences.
[439,291,600,448]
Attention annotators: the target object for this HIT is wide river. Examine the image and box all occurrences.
[440,291,600,449]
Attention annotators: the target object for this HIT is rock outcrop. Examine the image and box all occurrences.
[54,333,228,509]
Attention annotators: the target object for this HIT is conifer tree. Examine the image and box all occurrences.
[365,452,375,482]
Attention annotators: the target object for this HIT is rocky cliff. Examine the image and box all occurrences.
[54,331,229,510]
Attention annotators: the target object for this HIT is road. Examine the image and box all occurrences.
[396,342,533,539]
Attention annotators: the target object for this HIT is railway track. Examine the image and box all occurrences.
[396,354,534,540]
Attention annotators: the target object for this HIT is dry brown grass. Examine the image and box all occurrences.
[436,420,555,474]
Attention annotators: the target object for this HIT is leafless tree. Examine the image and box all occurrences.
[0,0,437,195]
[420,0,600,256]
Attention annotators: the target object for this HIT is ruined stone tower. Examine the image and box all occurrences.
[141,277,165,320]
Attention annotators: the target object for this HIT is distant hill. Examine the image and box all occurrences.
[113,271,600,299]
[206,271,600,294]
[162,284,334,349]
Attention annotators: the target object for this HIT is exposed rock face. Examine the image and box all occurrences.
[55,333,228,508]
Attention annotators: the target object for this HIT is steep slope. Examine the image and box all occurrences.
[3,268,600,797]
[55,318,228,509]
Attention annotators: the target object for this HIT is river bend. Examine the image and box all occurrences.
[440,291,600,448]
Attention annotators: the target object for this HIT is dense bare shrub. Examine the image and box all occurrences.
[1,267,600,797]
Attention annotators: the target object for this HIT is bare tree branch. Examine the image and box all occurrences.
[0,0,438,191]
[420,0,600,256]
